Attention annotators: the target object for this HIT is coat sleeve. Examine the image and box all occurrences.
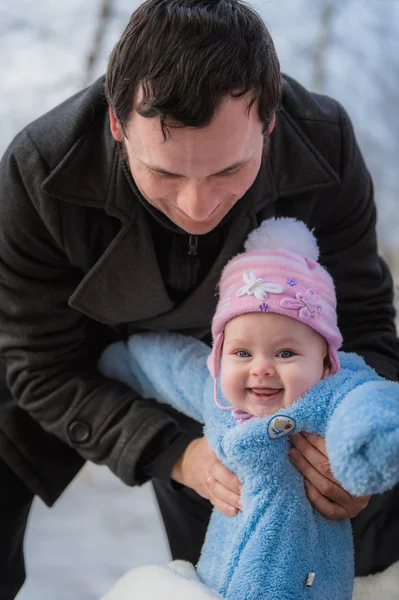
[97,333,209,424]
[0,132,198,489]
[315,104,399,381]
[326,378,399,496]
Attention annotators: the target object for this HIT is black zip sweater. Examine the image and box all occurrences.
[123,161,238,304]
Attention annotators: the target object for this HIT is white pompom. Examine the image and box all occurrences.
[244,217,319,261]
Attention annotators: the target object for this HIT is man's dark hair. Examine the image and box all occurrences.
[105,0,281,137]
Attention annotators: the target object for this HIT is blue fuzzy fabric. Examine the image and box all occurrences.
[98,333,399,600]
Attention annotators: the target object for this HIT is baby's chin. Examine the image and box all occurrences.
[243,390,286,418]
[249,404,284,418]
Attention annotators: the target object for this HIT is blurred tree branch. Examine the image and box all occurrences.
[84,0,113,87]
[312,1,336,92]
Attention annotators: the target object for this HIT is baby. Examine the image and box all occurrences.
[98,218,399,600]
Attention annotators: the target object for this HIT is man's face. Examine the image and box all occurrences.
[110,94,271,235]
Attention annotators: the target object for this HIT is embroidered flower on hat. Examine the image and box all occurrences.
[237,269,284,301]
[280,288,323,320]
[259,303,270,312]
[287,278,297,286]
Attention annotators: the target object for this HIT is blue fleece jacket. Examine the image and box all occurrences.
[97,333,399,600]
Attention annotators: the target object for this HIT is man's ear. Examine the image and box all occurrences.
[109,106,124,142]
[267,112,276,135]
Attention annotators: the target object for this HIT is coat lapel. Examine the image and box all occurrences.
[68,159,175,324]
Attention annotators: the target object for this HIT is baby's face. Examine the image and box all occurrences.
[220,312,330,418]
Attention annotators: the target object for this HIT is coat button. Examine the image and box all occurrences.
[268,415,296,439]
[68,420,91,443]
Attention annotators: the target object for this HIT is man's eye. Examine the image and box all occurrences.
[278,350,295,359]
[217,169,240,177]
[150,170,179,179]
[236,350,251,358]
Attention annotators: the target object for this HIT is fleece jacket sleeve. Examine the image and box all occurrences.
[98,332,211,425]
[326,377,399,496]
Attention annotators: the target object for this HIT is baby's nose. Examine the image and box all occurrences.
[251,357,275,376]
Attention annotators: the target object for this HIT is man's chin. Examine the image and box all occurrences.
[167,200,239,234]
[180,221,222,235]
[172,214,225,235]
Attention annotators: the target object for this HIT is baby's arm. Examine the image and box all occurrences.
[97,332,210,424]
[326,378,399,495]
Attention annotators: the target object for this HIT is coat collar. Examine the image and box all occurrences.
[272,108,340,195]
[41,106,340,217]
[42,106,340,328]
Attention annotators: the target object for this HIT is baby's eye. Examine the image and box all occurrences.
[278,350,295,359]
[236,350,251,358]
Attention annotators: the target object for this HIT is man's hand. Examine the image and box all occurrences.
[289,432,371,519]
[171,436,243,516]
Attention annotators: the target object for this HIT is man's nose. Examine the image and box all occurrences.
[176,179,218,220]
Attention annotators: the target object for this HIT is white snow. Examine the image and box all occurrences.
[19,465,170,599]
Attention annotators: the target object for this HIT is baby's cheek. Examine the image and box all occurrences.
[220,362,243,405]
[290,370,320,399]
[283,364,320,402]
[219,362,231,396]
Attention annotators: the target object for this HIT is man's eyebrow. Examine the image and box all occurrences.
[141,159,249,177]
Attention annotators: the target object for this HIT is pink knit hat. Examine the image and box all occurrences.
[207,218,343,402]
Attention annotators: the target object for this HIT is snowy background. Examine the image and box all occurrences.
[1,1,398,598]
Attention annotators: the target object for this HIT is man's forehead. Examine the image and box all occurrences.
[124,95,263,173]
[127,91,261,137]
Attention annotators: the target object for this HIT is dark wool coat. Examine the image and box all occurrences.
[0,75,398,572]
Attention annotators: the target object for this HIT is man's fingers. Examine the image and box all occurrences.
[351,495,372,518]
[208,477,242,513]
[301,432,328,454]
[209,491,239,516]
[173,435,243,516]
[290,433,336,482]
[288,445,349,506]
[210,460,242,495]
[305,480,371,519]
[304,481,348,520]
[207,462,243,515]
[289,433,372,519]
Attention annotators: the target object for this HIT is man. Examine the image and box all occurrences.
[0,1,398,598]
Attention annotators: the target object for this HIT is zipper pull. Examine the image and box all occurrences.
[188,235,198,256]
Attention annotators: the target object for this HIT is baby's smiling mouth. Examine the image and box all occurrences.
[248,387,283,400]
